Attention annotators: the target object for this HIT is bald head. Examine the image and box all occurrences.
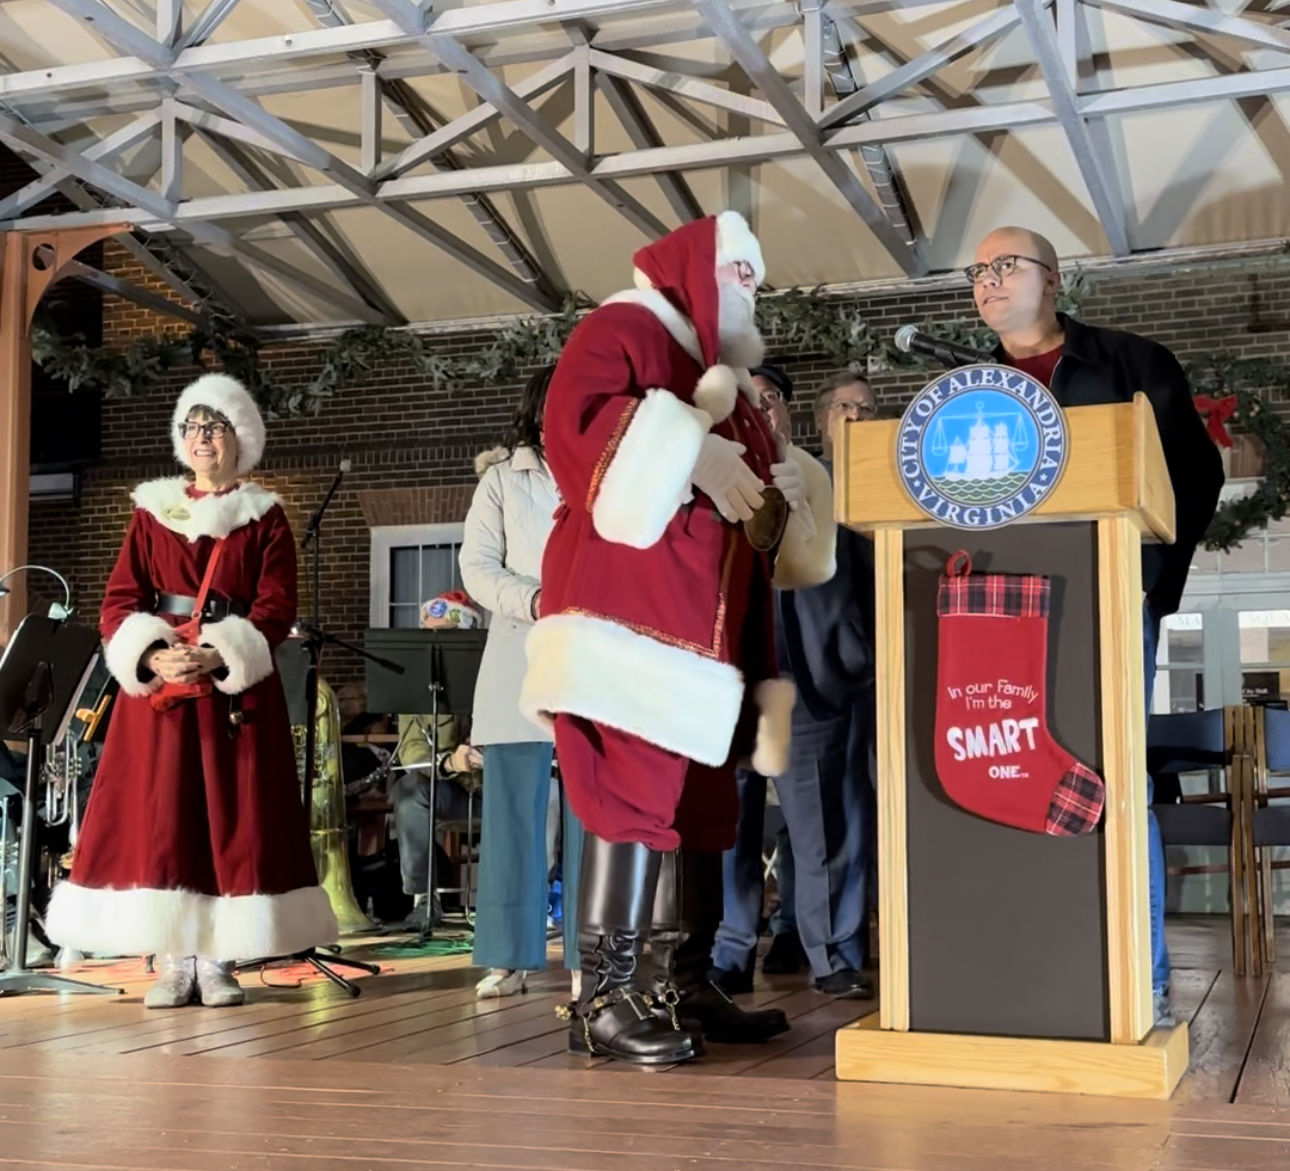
[974,227,1058,272]
[971,226,1063,352]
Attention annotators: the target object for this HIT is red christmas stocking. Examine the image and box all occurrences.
[934,551,1104,836]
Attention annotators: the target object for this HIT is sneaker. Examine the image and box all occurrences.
[814,967,875,1000]
[475,968,527,999]
[762,931,807,975]
[1153,989,1176,1029]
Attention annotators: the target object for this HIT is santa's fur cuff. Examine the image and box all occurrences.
[694,365,739,423]
[592,390,712,549]
[105,612,176,697]
[45,882,338,962]
[521,612,744,767]
[751,678,796,778]
[200,615,275,695]
[773,446,838,590]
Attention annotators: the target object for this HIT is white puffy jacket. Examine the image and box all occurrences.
[459,445,559,745]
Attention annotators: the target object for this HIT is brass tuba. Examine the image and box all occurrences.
[293,677,372,935]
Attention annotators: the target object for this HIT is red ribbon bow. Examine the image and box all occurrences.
[1194,393,1237,448]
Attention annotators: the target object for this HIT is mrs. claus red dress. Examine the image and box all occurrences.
[46,477,337,961]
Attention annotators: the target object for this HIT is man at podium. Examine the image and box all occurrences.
[968,226,1224,1025]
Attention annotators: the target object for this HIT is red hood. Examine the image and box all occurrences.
[632,217,722,369]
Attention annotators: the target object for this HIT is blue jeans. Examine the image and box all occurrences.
[472,742,583,971]
[1143,602,1170,995]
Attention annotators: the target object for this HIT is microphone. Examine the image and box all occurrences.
[894,325,994,370]
[302,459,352,547]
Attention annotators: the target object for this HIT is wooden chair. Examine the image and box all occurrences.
[1147,707,1254,975]
[1249,706,1290,968]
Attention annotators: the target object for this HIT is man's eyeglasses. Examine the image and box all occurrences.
[179,421,231,441]
[964,254,1053,286]
[829,399,876,422]
[758,387,785,407]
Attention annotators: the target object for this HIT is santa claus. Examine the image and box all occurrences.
[46,373,336,1007]
[521,211,836,1064]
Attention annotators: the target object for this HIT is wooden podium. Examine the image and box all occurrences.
[833,392,1190,1099]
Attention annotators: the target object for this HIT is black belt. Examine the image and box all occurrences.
[155,593,248,621]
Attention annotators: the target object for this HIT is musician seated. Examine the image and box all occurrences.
[388,591,481,932]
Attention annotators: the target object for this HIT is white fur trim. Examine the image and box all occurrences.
[200,615,275,695]
[694,365,739,424]
[104,612,176,698]
[522,612,744,767]
[45,882,338,962]
[133,478,281,542]
[715,210,766,285]
[751,678,796,778]
[172,373,266,474]
[475,445,510,476]
[736,368,760,406]
[592,390,712,550]
[774,446,838,590]
[604,288,702,365]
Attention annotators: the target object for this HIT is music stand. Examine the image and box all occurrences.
[365,629,485,935]
[0,614,120,996]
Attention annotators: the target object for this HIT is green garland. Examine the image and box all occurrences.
[29,271,1283,549]
[1183,354,1290,552]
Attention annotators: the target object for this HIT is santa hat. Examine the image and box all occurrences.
[171,372,267,475]
[631,211,765,423]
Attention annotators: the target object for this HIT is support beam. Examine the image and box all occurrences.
[197,130,405,324]
[421,35,668,239]
[1089,0,1290,55]
[574,45,594,155]
[0,111,161,220]
[375,54,574,180]
[819,4,1032,130]
[176,0,242,51]
[160,98,182,204]
[62,257,207,326]
[595,73,704,223]
[171,101,311,165]
[157,0,183,48]
[587,50,786,126]
[694,0,923,276]
[1016,0,1131,256]
[360,64,382,174]
[803,1,825,118]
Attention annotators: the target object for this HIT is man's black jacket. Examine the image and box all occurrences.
[994,313,1224,616]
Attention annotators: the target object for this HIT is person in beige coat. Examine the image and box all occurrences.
[460,367,584,999]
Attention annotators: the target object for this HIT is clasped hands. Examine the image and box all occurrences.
[147,644,224,685]
[691,433,806,524]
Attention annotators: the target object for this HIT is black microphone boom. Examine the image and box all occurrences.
[894,325,994,370]
[302,458,352,548]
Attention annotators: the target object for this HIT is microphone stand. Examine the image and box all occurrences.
[235,464,393,997]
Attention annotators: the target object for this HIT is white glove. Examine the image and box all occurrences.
[770,458,806,512]
[691,433,765,524]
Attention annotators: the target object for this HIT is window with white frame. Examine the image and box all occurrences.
[369,524,466,629]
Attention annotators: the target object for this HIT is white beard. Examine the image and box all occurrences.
[717,282,765,369]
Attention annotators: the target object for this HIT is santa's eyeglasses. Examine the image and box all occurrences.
[179,421,232,440]
[964,254,1053,285]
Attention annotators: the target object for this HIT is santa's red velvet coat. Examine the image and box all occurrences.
[520,212,837,852]
[45,477,336,961]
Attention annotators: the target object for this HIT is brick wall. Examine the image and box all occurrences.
[29,243,1290,695]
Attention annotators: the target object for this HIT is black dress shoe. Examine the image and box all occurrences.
[761,931,807,975]
[708,964,754,996]
[814,968,875,1000]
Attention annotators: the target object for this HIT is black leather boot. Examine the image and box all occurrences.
[649,850,705,1055]
[658,847,790,1045]
[563,834,697,1065]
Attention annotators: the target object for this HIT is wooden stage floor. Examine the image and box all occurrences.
[0,915,1286,1170]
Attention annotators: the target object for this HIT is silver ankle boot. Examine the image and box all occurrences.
[196,957,245,1007]
[144,954,197,1009]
